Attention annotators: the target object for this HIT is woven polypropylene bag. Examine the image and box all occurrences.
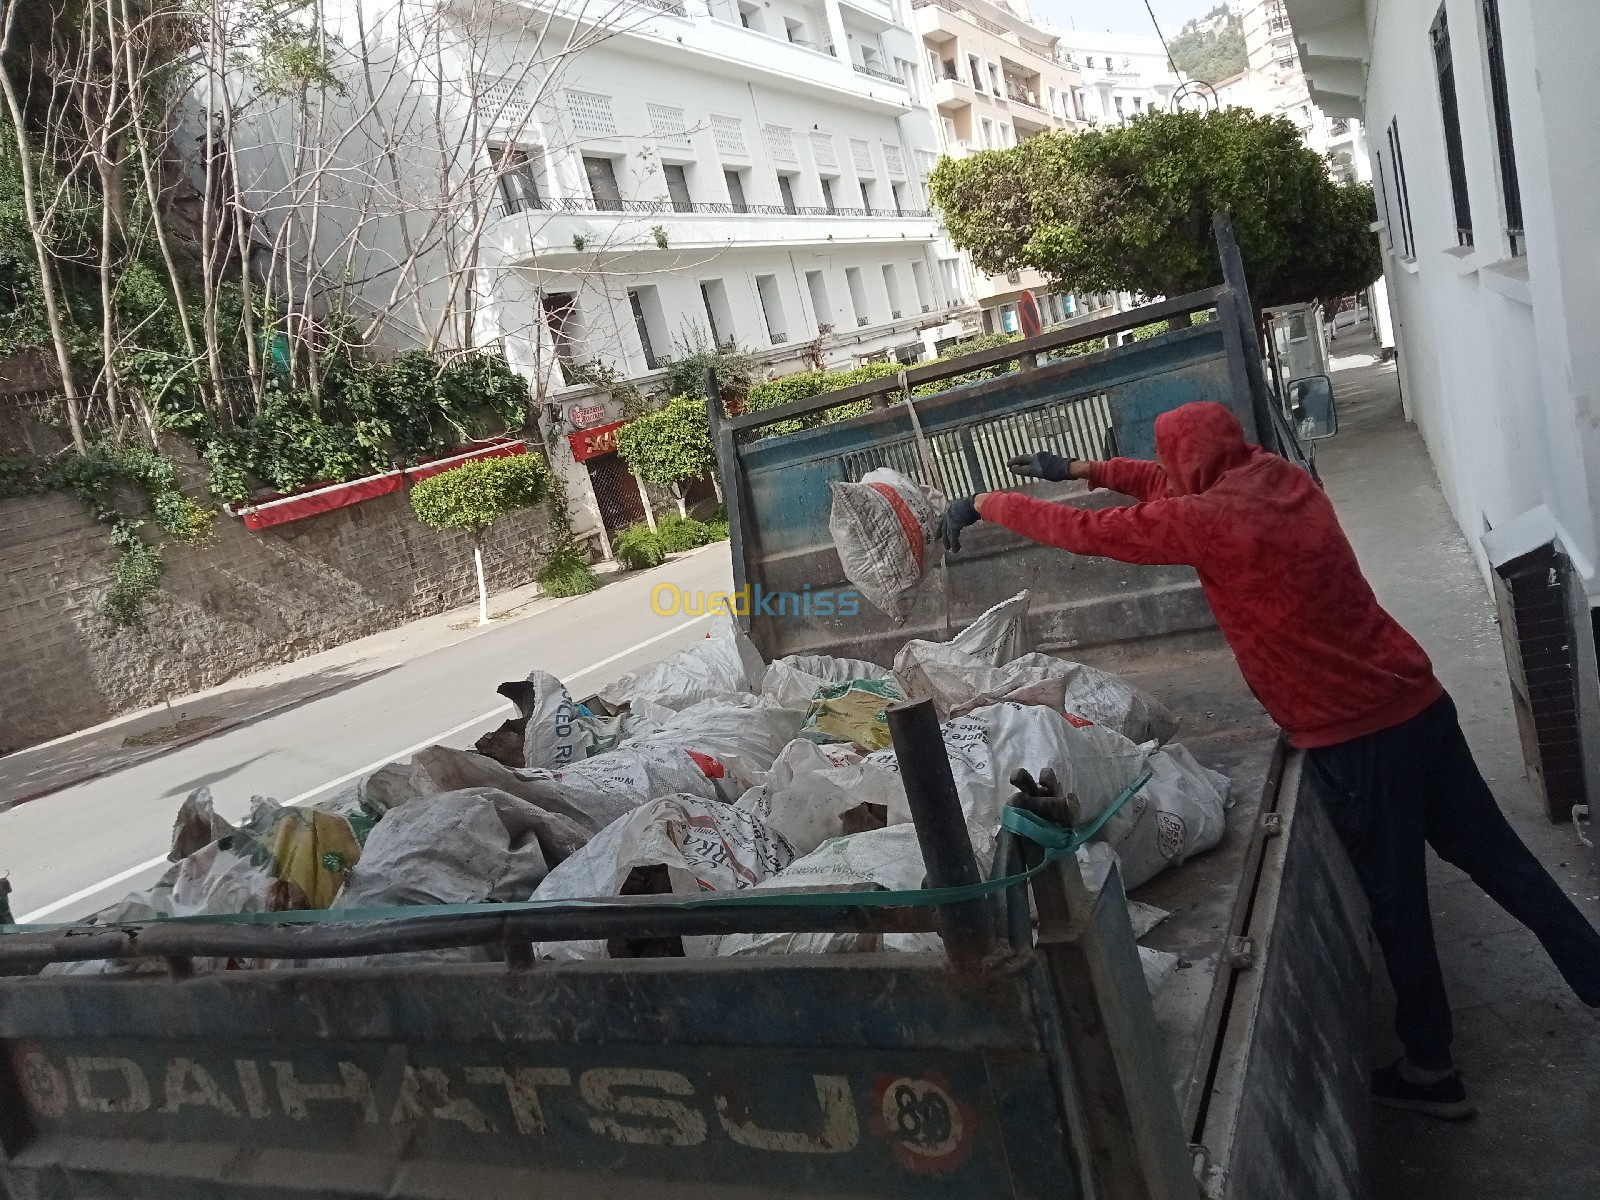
[828,467,943,623]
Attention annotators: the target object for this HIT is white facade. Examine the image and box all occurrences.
[1044,29,1182,127]
[1285,0,1600,599]
[225,0,963,550]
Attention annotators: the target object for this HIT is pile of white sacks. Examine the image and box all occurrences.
[63,592,1229,990]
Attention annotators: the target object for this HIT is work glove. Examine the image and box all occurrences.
[938,496,982,554]
[1006,451,1077,482]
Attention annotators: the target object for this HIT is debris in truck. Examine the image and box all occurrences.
[735,738,901,855]
[332,786,551,908]
[828,466,944,622]
[798,678,904,753]
[529,794,798,961]
[1098,742,1231,889]
[599,615,766,711]
[760,652,893,709]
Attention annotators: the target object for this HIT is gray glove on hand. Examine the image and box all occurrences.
[1006,451,1077,482]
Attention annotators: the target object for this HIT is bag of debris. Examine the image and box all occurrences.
[1098,743,1230,889]
[799,678,905,753]
[735,738,901,856]
[828,467,944,623]
[471,670,628,770]
[892,591,1035,706]
[333,787,551,908]
[761,653,894,710]
[626,697,805,788]
[405,743,719,855]
[599,615,766,711]
[868,702,1151,837]
[530,794,798,961]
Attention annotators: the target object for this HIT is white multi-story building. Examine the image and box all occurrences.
[1045,29,1182,127]
[909,0,1089,335]
[1284,0,1600,821]
[228,0,964,550]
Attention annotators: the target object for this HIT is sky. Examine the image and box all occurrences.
[1029,0,1223,38]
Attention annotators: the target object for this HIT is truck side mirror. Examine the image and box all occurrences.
[1286,375,1338,441]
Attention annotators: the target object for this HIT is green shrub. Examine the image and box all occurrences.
[656,514,711,553]
[410,453,548,533]
[704,518,729,542]
[615,523,665,570]
[538,546,601,596]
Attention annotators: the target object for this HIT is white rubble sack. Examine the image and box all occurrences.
[406,743,720,848]
[531,794,798,962]
[891,590,1034,705]
[868,702,1151,836]
[333,787,551,908]
[599,615,766,712]
[735,738,904,855]
[627,697,805,789]
[761,653,894,710]
[828,467,944,623]
[500,669,621,769]
[1098,742,1230,890]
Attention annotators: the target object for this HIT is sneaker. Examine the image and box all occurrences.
[1371,1060,1477,1121]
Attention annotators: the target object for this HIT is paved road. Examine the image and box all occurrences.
[0,547,735,926]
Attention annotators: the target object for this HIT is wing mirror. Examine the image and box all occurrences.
[1285,374,1338,441]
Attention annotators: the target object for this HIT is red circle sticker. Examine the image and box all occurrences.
[870,1072,975,1174]
[12,1045,69,1118]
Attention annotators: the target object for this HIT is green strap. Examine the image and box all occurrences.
[0,770,1153,935]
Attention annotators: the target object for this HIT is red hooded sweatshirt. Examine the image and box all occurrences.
[980,401,1442,748]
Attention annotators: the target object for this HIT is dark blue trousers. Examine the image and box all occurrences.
[1307,693,1600,1070]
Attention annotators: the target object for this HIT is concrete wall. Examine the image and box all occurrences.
[0,459,549,751]
[1290,0,1600,598]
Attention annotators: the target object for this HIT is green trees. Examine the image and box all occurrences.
[615,395,717,513]
[928,108,1382,317]
[410,454,548,625]
[1167,8,1247,85]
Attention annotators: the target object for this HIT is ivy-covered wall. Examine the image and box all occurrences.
[0,453,548,751]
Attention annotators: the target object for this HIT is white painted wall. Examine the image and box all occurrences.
[1289,0,1600,594]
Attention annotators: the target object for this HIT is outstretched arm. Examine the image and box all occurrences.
[976,489,1209,567]
[1083,458,1173,503]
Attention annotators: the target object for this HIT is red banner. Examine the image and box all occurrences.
[569,419,627,462]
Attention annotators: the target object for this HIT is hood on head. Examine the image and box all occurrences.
[1153,402,1257,495]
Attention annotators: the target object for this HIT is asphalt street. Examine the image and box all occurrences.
[0,546,735,925]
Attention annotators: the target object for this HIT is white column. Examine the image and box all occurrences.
[824,0,851,70]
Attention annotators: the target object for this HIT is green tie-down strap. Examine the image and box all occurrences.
[1,769,1153,934]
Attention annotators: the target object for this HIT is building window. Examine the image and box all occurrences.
[1114,95,1124,119]
[1386,117,1418,259]
[820,176,836,213]
[968,54,983,89]
[845,266,870,326]
[663,164,692,213]
[881,264,904,320]
[541,292,581,384]
[979,118,994,148]
[987,62,1002,94]
[1373,149,1399,254]
[1481,0,1524,254]
[700,280,735,348]
[755,274,789,344]
[1429,5,1473,248]
[806,270,832,331]
[859,179,873,214]
[890,182,905,215]
[775,174,797,214]
[628,287,669,371]
[582,156,623,210]
[724,169,748,213]
[784,17,808,45]
[489,145,542,214]
[737,1,761,31]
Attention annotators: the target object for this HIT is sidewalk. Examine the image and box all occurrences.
[1316,335,1600,1198]
[0,558,635,810]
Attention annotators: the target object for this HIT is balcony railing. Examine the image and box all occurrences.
[853,62,906,85]
[633,0,689,15]
[505,196,932,218]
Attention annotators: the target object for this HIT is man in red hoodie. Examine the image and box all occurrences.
[940,400,1600,1119]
